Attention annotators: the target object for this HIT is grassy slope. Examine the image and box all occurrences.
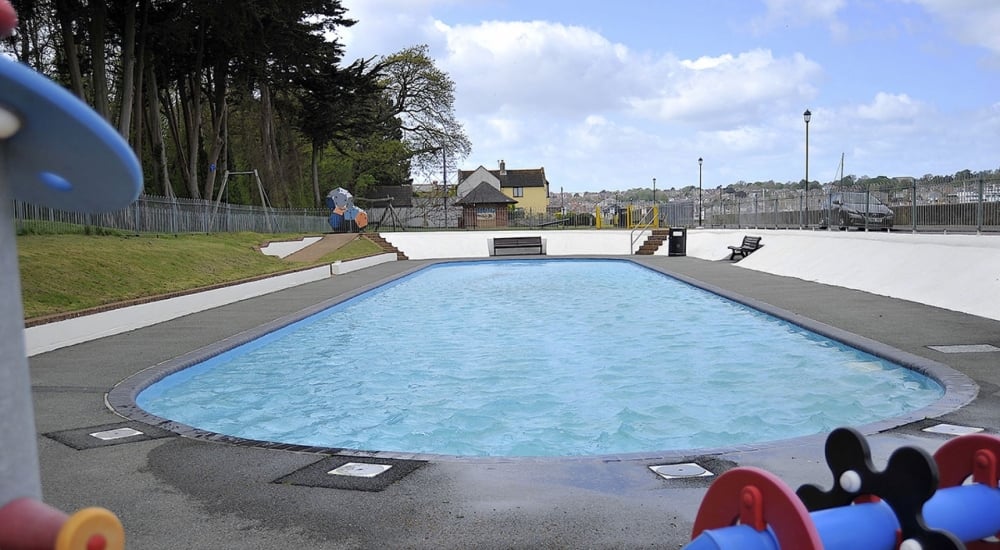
[18,232,381,320]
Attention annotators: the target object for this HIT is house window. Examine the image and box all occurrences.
[513,187,523,197]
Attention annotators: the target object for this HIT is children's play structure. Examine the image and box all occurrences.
[0,5,134,547]
[325,187,368,232]
[685,427,1000,550]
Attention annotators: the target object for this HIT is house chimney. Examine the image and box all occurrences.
[499,159,506,175]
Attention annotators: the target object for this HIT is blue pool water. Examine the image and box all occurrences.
[138,259,943,457]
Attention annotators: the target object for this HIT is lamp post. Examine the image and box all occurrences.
[652,177,656,203]
[803,109,811,227]
[698,157,703,227]
[442,149,447,228]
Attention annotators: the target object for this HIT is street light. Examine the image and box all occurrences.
[803,109,811,227]
[698,157,703,227]
[652,177,656,203]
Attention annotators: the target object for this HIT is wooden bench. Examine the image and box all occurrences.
[492,236,544,256]
[727,235,763,260]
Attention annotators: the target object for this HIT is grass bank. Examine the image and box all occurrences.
[18,232,381,320]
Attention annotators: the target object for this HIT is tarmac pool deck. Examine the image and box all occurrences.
[27,229,1000,549]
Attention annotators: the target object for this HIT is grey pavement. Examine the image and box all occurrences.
[29,256,1000,549]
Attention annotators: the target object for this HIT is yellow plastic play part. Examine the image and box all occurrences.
[55,507,124,550]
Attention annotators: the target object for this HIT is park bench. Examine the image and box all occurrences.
[727,235,763,260]
[492,236,544,256]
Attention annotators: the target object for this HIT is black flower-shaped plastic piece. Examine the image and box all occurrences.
[796,427,962,549]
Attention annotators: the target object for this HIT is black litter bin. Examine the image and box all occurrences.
[668,227,687,257]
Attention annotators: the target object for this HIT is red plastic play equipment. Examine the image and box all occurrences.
[0,499,124,550]
[0,0,16,36]
[686,428,1000,550]
[0,1,137,547]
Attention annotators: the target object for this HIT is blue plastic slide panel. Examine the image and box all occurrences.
[0,57,142,213]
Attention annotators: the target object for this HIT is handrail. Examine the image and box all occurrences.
[629,207,659,254]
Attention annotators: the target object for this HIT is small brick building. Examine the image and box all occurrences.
[453,182,518,228]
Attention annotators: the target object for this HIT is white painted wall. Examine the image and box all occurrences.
[381,229,1000,322]
[25,228,1000,355]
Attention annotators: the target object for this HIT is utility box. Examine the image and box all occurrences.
[668,227,687,257]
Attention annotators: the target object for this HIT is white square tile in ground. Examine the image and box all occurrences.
[927,344,1000,354]
[328,462,393,478]
[921,423,984,436]
[649,463,713,479]
[89,427,145,441]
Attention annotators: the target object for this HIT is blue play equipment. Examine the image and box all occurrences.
[325,187,368,231]
[0,33,137,548]
[685,428,1000,550]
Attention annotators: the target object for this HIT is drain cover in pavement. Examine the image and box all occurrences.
[649,463,714,479]
[276,456,425,492]
[45,421,174,449]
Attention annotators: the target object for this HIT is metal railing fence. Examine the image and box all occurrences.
[12,194,331,235]
[11,178,1000,236]
[703,177,1000,233]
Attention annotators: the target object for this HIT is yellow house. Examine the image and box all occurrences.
[457,160,550,215]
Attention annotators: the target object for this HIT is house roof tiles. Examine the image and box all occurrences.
[454,181,518,205]
[458,167,547,189]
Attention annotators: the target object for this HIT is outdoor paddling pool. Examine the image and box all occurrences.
[133,259,944,457]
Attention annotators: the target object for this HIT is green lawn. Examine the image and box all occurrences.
[17,232,381,320]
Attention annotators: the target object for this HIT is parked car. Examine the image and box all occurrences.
[821,191,894,230]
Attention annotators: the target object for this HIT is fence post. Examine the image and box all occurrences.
[798,192,803,229]
[170,196,177,234]
[977,178,984,234]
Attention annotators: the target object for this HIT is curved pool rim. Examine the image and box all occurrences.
[106,257,979,463]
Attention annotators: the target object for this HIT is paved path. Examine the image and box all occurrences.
[29,256,1000,549]
[282,234,360,263]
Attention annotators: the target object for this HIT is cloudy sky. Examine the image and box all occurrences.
[337,0,1000,193]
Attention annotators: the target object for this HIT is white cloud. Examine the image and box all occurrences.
[339,0,448,60]
[438,20,632,115]
[628,50,822,127]
[484,117,521,144]
[905,0,1000,56]
[752,0,848,36]
[855,92,927,122]
[711,126,781,153]
[436,20,822,129]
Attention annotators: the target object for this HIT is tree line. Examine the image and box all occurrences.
[2,0,470,208]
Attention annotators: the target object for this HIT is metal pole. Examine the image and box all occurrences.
[754,193,759,228]
[0,151,43,505]
[978,178,984,234]
[799,192,804,228]
[442,152,447,229]
[804,109,811,228]
[698,157,703,227]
